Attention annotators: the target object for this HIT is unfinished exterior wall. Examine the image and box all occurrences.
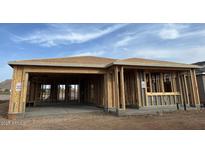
[9,66,28,115]
[8,64,201,118]
[104,66,201,113]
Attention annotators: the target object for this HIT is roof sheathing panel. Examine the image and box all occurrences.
[8,56,199,69]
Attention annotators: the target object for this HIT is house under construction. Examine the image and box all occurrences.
[8,56,201,118]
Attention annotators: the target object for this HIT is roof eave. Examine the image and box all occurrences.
[8,62,107,68]
[113,62,200,69]
[8,61,202,69]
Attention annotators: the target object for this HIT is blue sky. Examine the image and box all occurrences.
[0,23,205,81]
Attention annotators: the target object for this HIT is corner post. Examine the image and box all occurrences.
[8,66,28,119]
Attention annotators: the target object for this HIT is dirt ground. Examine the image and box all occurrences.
[0,102,205,130]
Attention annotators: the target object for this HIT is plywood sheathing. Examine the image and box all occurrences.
[9,56,199,69]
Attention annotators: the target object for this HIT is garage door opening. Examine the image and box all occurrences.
[26,73,105,108]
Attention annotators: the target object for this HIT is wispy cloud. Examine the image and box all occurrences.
[113,23,205,50]
[158,24,186,40]
[13,24,128,47]
[69,50,105,57]
[158,23,205,40]
[114,36,136,47]
[114,24,179,48]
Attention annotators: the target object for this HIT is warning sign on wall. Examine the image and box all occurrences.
[16,82,22,92]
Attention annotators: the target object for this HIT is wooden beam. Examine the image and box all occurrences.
[135,71,142,107]
[114,66,120,111]
[20,72,29,112]
[148,73,153,105]
[143,72,148,106]
[24,66,106,74]
[159,73,165,106]
[111,72,115,108]
[103,73,108,109]
[147,92,180,96]
[8,67,17,113]
[120,66,126,110]
[107,72,113,109]
[181,74,187,105]
[133,71,138,106]
[178,73,184,105]
[160,73,164,92]
[131,74,135,105]
[187,71,194,105]
[172,73,177,104]
[190,69,197,105]
[191,69,200,105]
[123,66,191,71]
[183,73,190,106]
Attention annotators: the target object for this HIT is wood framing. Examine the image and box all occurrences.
[8,56,201,117]
[120,66,125,110]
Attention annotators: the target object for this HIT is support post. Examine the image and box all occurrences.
[20,72,29,113]
[190,69,201,107]
[143,72,148,106]
[178,73,184,105]
[193,69,200,105]
[120,66,126,110]
[114,66,120,112]
[136,72,142,107]
[172,73,177,104]
[103,73,108,111]
[183,72,190,106]
[149,73,153,105]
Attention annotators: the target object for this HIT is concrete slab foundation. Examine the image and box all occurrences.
[111,105,199,116]
[5,103,200,119]
[24,105,103,118]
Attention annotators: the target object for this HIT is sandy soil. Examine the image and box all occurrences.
[0,102,205,130]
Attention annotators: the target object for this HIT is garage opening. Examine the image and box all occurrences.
[26,73,105,108]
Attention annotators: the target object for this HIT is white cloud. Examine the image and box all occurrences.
[158,23,205,40]
[14,24,127,47]
[114,36,136,47]
[157,24,190,40]
[114,24,185,48]
[69,50,105,57]
[159,28,180,40]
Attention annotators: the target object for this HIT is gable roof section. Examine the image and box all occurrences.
[113,58,200,68]
[8,56,200,69]
[8,56,116,68]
